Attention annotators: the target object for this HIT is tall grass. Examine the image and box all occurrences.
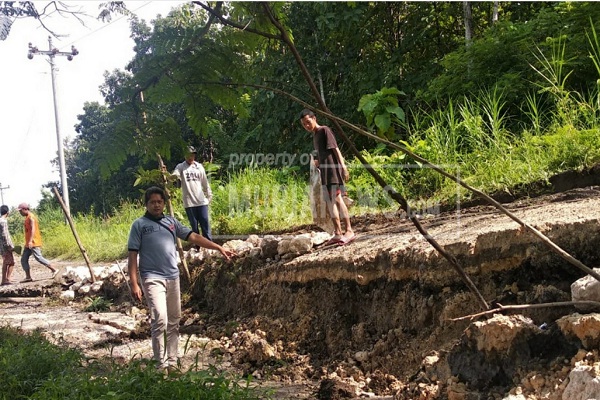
[0,326,269,400]
[210,166,312,235]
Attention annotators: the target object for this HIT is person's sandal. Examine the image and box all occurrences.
[339,233,356,246]
[324,235,343,246]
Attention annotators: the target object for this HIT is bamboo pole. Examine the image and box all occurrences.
[157,153,191,282]
[52,186,96,283]
[450,300,600,322]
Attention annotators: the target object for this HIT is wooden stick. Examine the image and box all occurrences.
[114,259,136,303]
[157,153,191,283]
[52,186,96,283]
[449,300,600,322]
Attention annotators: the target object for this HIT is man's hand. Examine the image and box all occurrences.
[219,247,237,261]
[131,283,143,302]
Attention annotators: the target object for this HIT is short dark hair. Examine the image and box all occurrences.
[299,109,315,120]
[0,205,8,216]
[144,186,166,204]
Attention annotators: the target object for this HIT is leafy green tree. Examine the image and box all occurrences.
[68,102,141,215]
[62,1,600,214]
[92,5,256,174]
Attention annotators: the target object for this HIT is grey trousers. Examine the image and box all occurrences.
[21,246,51,273]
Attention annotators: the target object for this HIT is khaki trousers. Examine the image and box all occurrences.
[142,277,181,368]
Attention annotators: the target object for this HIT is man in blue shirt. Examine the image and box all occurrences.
[127,186,235,370]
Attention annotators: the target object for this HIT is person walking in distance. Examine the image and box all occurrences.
[17,202,58,282]
[171,146,214,241]
[299,109,355,245]
[0,205,15,285]
[127,186,235,370]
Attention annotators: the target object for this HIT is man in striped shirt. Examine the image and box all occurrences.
[0,205,15,285]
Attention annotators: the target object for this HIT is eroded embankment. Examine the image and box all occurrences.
[190,190,600,381]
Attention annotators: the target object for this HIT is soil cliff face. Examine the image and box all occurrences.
[189,187,600,397]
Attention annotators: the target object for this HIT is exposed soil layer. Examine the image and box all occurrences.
[187,179,600,397]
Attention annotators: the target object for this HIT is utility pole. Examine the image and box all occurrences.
[27,36,78,215]
[0,183,9,205]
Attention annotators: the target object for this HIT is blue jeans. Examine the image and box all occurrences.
[21,247,51,273]
[185,205,212,241]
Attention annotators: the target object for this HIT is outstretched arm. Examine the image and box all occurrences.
[188,233,236,260]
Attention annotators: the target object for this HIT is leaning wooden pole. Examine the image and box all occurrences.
[260,4,493,309]
[224,81,600,286]
[53,186,96,283]
[157,153,191,283]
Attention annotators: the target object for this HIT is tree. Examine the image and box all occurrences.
[90,4,259,174]
[68,102,138,215]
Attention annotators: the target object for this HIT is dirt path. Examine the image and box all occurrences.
[0,285,321,399]
[0,261,373,399]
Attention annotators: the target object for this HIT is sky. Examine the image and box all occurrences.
[0,1,187,208]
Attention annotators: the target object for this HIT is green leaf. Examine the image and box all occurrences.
[386,105,405,122]
[374,113,391,133]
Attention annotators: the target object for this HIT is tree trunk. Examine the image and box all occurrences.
[492,0,499,23]
[318,70,326,106]
[463,1,473,47]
